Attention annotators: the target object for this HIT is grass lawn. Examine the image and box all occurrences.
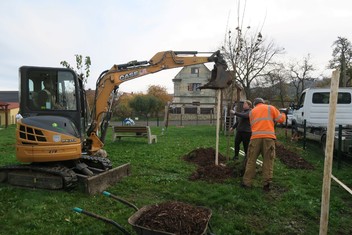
[0,125,351,234]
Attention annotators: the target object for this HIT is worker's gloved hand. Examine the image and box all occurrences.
[230,110,236,114]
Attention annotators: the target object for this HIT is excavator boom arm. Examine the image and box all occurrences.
[108,50,221,85]
[87,50,230,153]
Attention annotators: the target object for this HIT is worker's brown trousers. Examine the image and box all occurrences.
[242,138,276,187]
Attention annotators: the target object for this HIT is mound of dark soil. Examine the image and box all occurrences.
[183,147,227,166]
[276,143,315,170]
[135,201,211,235]
[183,144,314,183]
[183,147,237,182]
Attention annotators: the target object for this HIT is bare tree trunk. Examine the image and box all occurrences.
[341,55,347,87]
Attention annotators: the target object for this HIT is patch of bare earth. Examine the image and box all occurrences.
[182,144,314,193]
[183,147,238,183]
[276,143,315,170]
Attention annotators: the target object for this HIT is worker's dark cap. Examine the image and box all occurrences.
[253,98,265,106]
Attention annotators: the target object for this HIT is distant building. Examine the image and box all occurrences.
[0,91,20,126]
[0,91,19,102]
[0,102,19,126]
[170,64,245,120]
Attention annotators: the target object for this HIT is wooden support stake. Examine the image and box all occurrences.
[331,175,352,195]
[319,69,340,235]
[215,89,221,166]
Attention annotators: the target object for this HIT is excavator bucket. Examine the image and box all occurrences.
[77,163,131,195]
[199,64,232,90]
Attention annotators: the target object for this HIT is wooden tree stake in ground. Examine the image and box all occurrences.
[215,89,221,166]
[319,69,339,235]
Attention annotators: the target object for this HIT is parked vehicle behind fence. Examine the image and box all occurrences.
[279,108,294,127]
[291,88,352,156]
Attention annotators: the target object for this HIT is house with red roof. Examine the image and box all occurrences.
[0,91,20,127]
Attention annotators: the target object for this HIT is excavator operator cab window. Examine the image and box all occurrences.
[27,70,77,111]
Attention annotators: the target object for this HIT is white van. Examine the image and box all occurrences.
[293,88,352,128]
[292,88,352,155]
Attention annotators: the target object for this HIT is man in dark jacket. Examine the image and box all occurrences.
[229,100,252,160]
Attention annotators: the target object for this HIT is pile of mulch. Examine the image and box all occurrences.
[183,147,237,183]
[276,143,315,170]
[135,201,211,235]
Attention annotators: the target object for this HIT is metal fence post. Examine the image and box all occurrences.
[338,125,342,169]
[303,119,307,150]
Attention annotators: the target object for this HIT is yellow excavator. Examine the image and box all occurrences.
[0,50,231,194]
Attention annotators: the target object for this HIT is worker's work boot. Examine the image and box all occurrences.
[263,183,271,192]
[240,182,251,189]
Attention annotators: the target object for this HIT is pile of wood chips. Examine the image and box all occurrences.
[135,201,211,235]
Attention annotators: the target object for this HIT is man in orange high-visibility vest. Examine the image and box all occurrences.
[241,98,286,191]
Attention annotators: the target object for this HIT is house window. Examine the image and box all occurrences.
[169,107,181,114]
[184,107,197,114]
[187,83,201,91]
[200,108,214,114]
[191,68,199,76]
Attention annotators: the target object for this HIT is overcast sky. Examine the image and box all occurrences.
[0,0,350,93]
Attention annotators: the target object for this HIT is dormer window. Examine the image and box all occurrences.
[191,68,199,76]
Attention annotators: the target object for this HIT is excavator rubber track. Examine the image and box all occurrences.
[0,164,78,190]
[80,155,113,170]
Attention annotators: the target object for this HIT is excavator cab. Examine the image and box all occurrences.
[17,66,88,162]
[1,66,129,193]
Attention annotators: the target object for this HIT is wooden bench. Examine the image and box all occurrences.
[112,126,157,144]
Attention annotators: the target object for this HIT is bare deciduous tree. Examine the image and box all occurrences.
[222,26,284,100]
[329,36,352,87]
[288,54,315,102]
[261,64,290,107]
